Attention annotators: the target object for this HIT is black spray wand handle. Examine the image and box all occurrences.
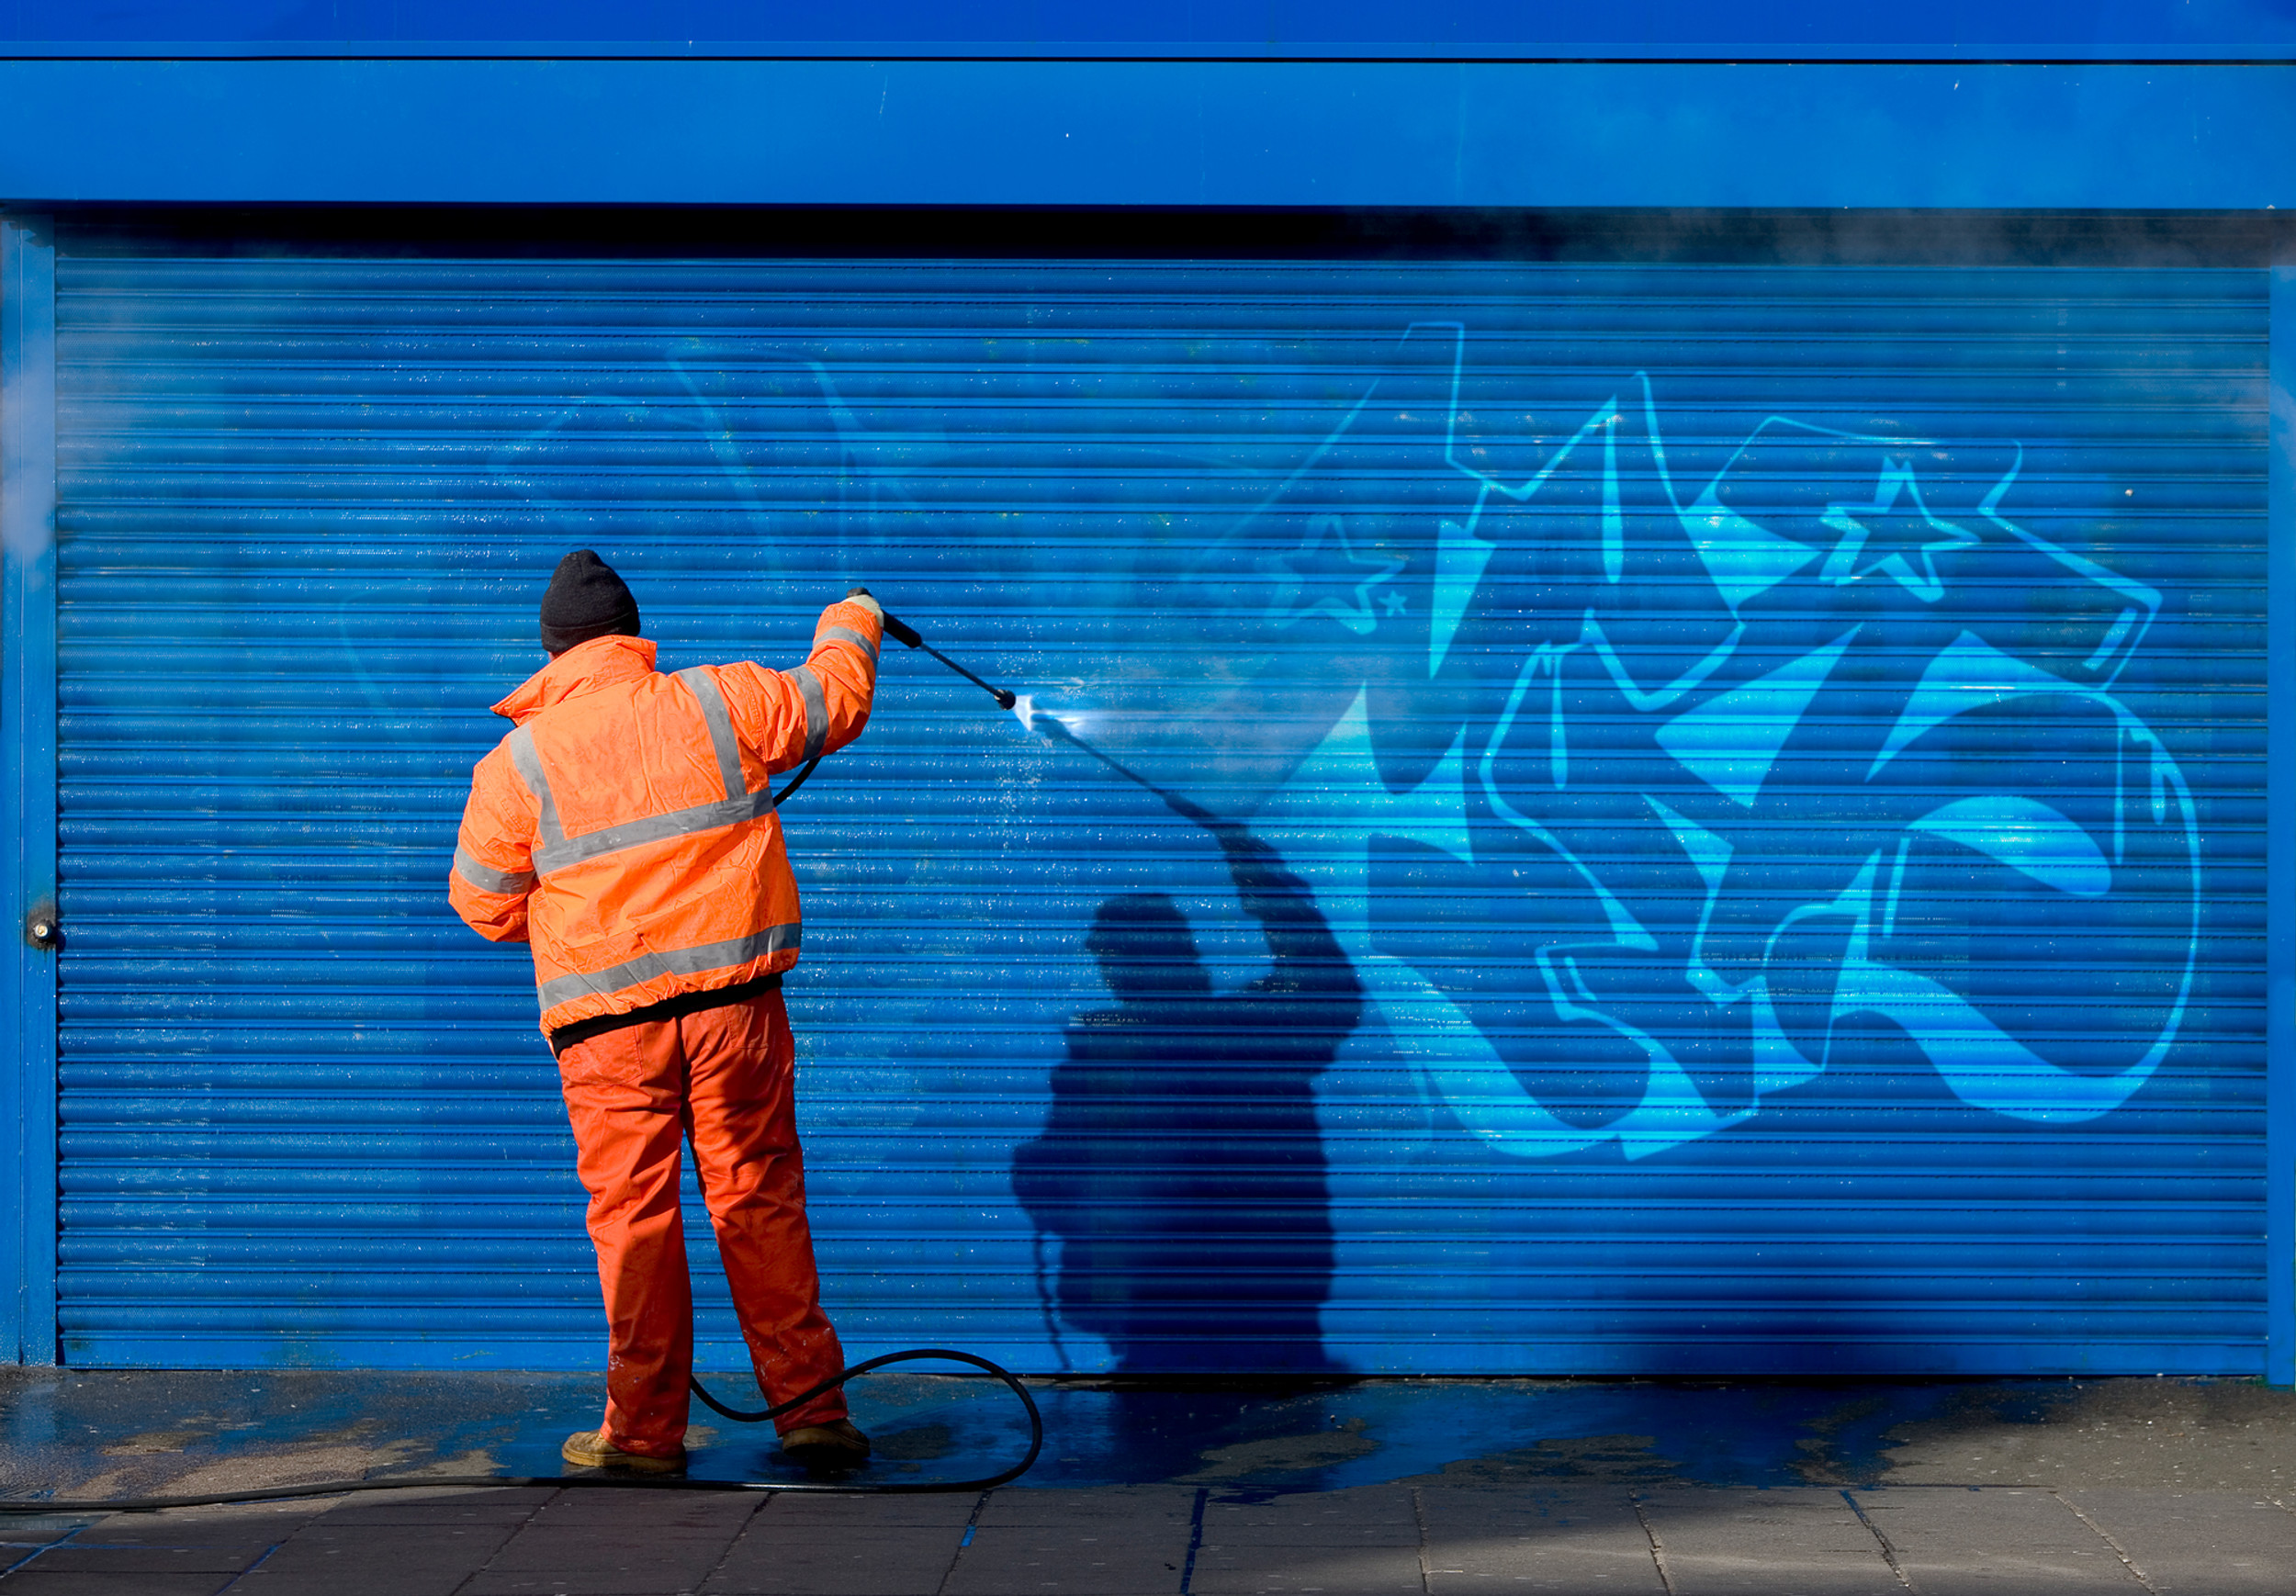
[868,600,1017,711]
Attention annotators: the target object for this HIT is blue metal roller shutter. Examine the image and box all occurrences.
[51,251,2267,1374]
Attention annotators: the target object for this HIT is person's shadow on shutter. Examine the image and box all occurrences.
[1013,822,1362,1374]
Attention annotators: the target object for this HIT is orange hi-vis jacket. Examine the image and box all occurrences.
[449,599,883,1038]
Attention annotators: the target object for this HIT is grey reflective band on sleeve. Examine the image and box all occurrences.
[504,726,565,846]
[791,664,829,763]
[532,787,776,876]
[535,923,803,1011]
[674,665,749,800]
[454,844,535,897]
[813,624,880,664]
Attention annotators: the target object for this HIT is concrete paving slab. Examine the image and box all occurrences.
[27,1523,278,1553]
[461,1493,761,1596]
[704,1523,962,1595]
[1187,1541,1426,1595]
[1851,1487,2142,1592]
[2062,1488,2296,1594]
[1638,1488,1898,1596]
[518,1488,763,1534]
[316,1488,557,1524]
[941,1523,1190,1595]
[17,1543,275,1574]
[0,1574,234,1595]
[1415,1483,1665,1592]
[1198,1520,1422,1548]
[468,1539,746,1588]
[269,1521,519,1555]
[0,1520,96,1545]
[231,1523,517,1596]
[1882,1381,2296,1491]
[973,1486,1199,1528]
[760,1489,985,1528]
[1200,1486,1419,1541]
[478,1526,753,1561]
[1412,1484,1638,1521]
[464,1567,738,1596]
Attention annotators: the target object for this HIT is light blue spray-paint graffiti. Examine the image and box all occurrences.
[717,315,2200,1170]
[1231,323,2200,1160]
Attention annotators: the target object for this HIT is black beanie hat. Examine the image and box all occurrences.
[539,549,640,653]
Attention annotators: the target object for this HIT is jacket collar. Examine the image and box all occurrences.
[492,634,659,724]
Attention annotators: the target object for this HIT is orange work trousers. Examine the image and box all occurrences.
[556,989,848,1457]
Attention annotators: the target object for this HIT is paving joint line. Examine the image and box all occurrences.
[1411,1485,1433,1594]
[691,1485,772,1595]
[2051,1489,2158,1594]
[213,1534,290,1593]
[1840,1489,1916,1591]
[1629,1490,1676,1596]
[447,1483,561,1596]
[929,1489,990,1596]
[0,1518,88,1578]
[1178,1486,1209,1595]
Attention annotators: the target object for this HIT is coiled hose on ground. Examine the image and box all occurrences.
[0,1348,1042,1512]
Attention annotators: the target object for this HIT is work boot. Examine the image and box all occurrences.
[781,1418,871,1470]
[560,1429,686,1474]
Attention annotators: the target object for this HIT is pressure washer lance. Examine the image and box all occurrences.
[803,594,1196,826]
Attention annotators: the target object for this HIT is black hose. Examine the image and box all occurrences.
[0,1348,1042,1513]
[771,754,823,805]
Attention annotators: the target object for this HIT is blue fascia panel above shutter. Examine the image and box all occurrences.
[5,0,2296,60]
[2,62,2294,208]
[50,249,2269,1376]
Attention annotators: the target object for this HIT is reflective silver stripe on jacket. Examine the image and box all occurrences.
[504,725,564,846]
[533,788,775,875]
[790,664,829,762]
[674,665,748,800]
[513,671,777,879]
[454,844,535,896]
[813,624,879,664]
[536,923,803,1010]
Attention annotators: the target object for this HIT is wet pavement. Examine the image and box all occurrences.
[3,1370,2295,1592]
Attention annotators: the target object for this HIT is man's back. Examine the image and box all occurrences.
[452,605,883,1040]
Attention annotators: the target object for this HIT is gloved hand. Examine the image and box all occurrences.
[842,586,884,622]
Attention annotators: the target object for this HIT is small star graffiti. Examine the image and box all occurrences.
[1818,457,1981,602]
[1258,513,1406,636]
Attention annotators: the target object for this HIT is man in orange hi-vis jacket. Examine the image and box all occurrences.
[450,548,884,1476]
